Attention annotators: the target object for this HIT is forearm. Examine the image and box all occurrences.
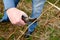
[3,0,15,10]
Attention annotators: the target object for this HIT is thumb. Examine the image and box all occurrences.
[22,12,28,18]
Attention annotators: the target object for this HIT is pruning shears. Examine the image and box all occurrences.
[22,15,37,23]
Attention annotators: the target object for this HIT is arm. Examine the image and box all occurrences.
[3,0,28,26]
[3,0,15,11]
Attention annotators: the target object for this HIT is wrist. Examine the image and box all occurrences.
[5,7,16,12]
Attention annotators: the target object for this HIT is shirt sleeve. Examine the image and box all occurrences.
[3,0,15,10]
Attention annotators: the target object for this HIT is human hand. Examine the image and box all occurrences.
[6,8,28,26]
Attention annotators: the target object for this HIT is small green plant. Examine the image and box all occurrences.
[0,37,5,40]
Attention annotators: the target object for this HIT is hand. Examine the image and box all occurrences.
[6,8,28,26]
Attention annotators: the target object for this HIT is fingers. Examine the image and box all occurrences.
[11,20,26,26]
[6,8,28,26]
[20,19,26,26]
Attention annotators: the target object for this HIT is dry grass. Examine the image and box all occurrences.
[0,0,60,40]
